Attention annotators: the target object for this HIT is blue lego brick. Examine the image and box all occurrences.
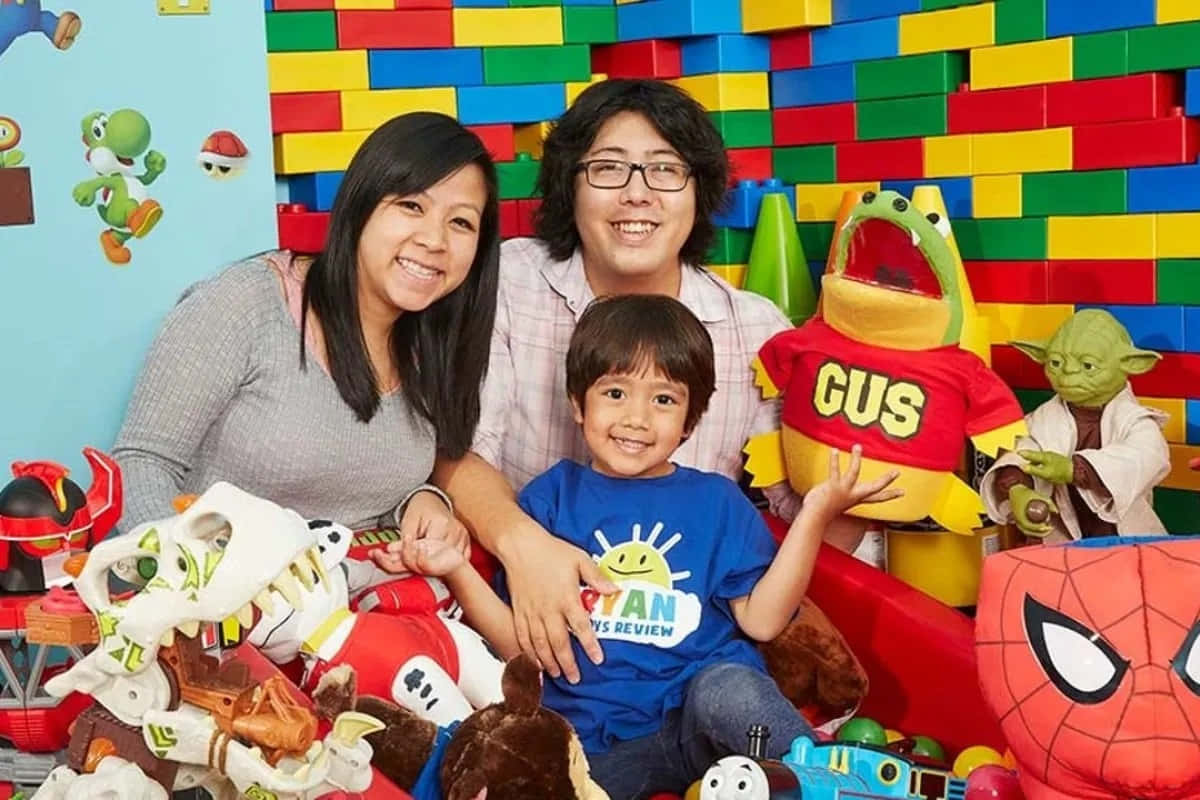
[881,177,973,219]
[617,0,741,41]
[264,0,273,9]
[1045,0,1155,37]
[1128,163,1200,212]
[369,48,484,89]
[770,63,856,108]
[808,260,827,291]
[1077,304,1186,352]
[713,178,798,229]
[457,83,566,125]
[1185,306,1200,353]
[289,172,344,213]
[811,16,900,66]
[681,34,770,75]
[1187,399,1200,443]
[1187,69,1200,117]
[832,0,919,23]
[454,0,507,6]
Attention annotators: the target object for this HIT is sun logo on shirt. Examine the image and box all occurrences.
[593,522,691,590]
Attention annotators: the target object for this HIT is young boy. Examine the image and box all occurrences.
[388,295,900,798]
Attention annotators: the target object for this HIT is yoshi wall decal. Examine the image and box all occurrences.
[71,108,167,266]
[0,2,80,60]
[0,115,33,226]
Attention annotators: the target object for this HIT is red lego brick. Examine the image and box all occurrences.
[591,40,682,79]
[947,85,1047,134]
[770,29,812,71]
[273,0,334,8]
[336,9,453,49]
[277,204,330,254]
[1045,259,1156,304]
[836,138,924,181]
[773,103,856,146]
[1047,73,1180,127]
[727,148,772,184]
[517,198,541,237]
[270,92,342,134]
[992,344,1051,390]
[964,260,1048,303]
[1074,114,1200,170]
[467,124,515,162]
[499,199,521,239]
[1132,352,1200,398]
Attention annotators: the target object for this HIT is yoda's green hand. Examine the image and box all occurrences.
[1017,449,1074,485]
[1009,484,1058,537]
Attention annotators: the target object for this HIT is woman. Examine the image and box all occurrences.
[113,112,499,539]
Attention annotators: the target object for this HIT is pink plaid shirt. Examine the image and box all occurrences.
[472,237,801,519]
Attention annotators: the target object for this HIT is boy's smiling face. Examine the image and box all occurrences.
[572,364,691,479]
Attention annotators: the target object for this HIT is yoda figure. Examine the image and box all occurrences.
[980,309,1170,542]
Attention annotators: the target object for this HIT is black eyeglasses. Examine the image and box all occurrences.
[576,159,693,192]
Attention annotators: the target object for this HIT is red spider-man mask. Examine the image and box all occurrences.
[976,537,1200,800]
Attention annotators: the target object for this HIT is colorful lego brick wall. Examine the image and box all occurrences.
[265,0,1200,532]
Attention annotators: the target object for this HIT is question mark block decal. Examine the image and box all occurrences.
[158,0,210,15]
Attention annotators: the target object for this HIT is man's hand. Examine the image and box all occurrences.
[499,522,618,684]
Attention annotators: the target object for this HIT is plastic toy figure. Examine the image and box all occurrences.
[976,536,1200,800]
[980,309,1169,542]
[0,447,121,593]
[71,109,166,265]
[748,190,1026,534]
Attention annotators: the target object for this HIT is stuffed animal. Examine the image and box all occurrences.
[314,654,610,800]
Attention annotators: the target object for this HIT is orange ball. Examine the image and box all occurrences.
[885,728,905,743]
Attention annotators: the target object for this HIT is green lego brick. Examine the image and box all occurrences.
[1073,30,1129,79]
[497,153,541,199]
[563,6,616,44]
[1021,170,1127,216]
[1129,20,1200,72]
[854,52,966,101]
[708,111,773,148]
[952,218,1047,260]
[1154,487,1200,534]
[707,227,755,265]
[920,0,984,9]
[1014,389,1054,415]
[483,45,591,85]
[856,94,947,141]
[773,145,837,184]
[1156,260,1200,304]
[265,10,336,52]
[795,222,835,263]
[995,0,1045,45]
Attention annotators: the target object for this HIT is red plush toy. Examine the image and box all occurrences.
[976,537,1200,800]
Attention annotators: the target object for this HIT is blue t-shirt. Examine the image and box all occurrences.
[502,459,779,754]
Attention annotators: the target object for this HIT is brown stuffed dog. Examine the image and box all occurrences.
[313,655,609,800]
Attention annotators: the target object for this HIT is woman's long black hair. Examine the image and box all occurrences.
[301,112,500,459]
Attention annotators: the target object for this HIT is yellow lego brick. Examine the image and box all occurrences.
[1157,213,1200,258]
[567,73,607,107]
[923,134,972,178]
[976,303,1074,344]
[972,175,1022,218]
[268,51,369,94]
[970,37,1073,91]
[709,265,747,289]
[1163,444,1200,491]
[334,0,392,7]
[1047,214,1156,259]
[1158,0,1200,23]
[794,182,880,222]
[972,127,1072,175]
[275,130,370,175]
[742,0,831,32]
[1143,397,1186,444]
[670,73,769,111]
[899,4,994,55]
[453,8,563,47]
[514,122,553,159]
[340,88,456,132]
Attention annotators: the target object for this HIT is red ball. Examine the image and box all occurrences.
[965,764,1025,799]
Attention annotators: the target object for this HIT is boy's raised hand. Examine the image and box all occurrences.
[804,445,903,518]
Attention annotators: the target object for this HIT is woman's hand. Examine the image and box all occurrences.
[372,491,469,574]
[498,521,618,684]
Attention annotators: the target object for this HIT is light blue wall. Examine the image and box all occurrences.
[0,1,276,475]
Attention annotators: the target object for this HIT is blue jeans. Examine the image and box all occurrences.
[586,662,814,800]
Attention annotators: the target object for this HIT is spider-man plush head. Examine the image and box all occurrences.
[976,536,1200,800]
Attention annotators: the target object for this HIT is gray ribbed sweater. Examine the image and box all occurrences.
[112,254,437,532]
